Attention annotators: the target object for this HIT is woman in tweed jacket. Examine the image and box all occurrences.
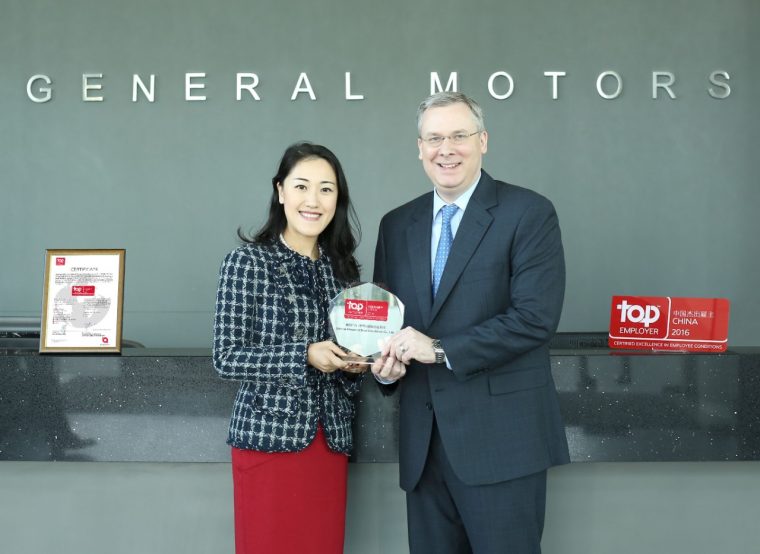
[213,142,364,554]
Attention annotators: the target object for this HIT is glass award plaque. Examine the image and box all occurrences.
[328,283,404,363]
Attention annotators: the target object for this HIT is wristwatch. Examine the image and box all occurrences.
[431,339,446,364]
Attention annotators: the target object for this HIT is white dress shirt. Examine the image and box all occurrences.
[430,173,482,370]
[430,174,481,273]
[375,172,482,383]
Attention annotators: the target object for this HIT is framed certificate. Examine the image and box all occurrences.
[40,249,126,353]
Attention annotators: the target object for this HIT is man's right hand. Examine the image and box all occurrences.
[371,354,407,383]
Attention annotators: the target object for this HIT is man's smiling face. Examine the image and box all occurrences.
[417,102,488,202]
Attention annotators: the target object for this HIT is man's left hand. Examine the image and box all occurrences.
[383,326,436,365]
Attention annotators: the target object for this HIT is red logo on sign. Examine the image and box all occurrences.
[56,257,66,265]
[611,297,668,338]
[609,296,730,352]
[344,299,389,321]
[102,337,109,344]
[71,285,96,296]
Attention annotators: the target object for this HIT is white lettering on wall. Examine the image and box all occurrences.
[652,71,676,99]
[544,71,567,100]
[22,69,734,104]
[708,70,731,99]
[185,73,207,101]
[596,71,622,99]
[430,72,458,94]
[345,72,364,100]
[27,74,52,103]
[236,73,260,101]
[291,72,316,100]
[487,72,514,100]
[82,73,104,102]
[132,74,156,102]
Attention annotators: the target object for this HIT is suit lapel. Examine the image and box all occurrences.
[406,194,434,327]
[430,173,498,323]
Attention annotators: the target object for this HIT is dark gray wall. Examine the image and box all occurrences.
[2,0,758,346]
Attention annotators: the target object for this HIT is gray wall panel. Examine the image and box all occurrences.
[1,461,759,554]
[1,0,757,346]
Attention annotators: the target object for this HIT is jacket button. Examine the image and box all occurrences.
[425,402,433,410]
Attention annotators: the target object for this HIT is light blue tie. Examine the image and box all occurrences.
[432,204,458,298]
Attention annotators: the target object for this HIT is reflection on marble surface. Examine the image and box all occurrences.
[1,348,758,463]
[553,349,760,462]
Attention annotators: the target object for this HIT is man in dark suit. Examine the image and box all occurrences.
[371,91,570,554]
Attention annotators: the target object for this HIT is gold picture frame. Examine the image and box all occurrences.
[40,249,126,353]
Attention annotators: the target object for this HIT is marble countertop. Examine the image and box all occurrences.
[1,348,758,463]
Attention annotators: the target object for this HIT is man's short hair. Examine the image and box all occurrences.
[416,91,485,135]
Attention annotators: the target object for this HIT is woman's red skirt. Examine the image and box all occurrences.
[231,426,348,554]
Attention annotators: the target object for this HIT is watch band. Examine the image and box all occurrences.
[431,339,445,364]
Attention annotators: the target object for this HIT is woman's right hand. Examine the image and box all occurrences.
[307,341,350,374]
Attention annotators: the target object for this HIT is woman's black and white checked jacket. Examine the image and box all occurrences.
[213,241,361,455]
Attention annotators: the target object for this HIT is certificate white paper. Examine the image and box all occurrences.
[40,249,125,353]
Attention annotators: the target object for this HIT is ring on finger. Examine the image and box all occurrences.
[399,344,408,354]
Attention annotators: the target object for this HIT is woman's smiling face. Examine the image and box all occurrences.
[277,156,338,249]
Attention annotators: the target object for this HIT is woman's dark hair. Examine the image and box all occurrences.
[238,142,361,283]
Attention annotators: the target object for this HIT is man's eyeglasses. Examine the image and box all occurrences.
[420,131,480,148]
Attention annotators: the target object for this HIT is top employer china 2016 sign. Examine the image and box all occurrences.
[608,296,730,352]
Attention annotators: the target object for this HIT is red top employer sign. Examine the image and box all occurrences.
[608,296,730,352]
